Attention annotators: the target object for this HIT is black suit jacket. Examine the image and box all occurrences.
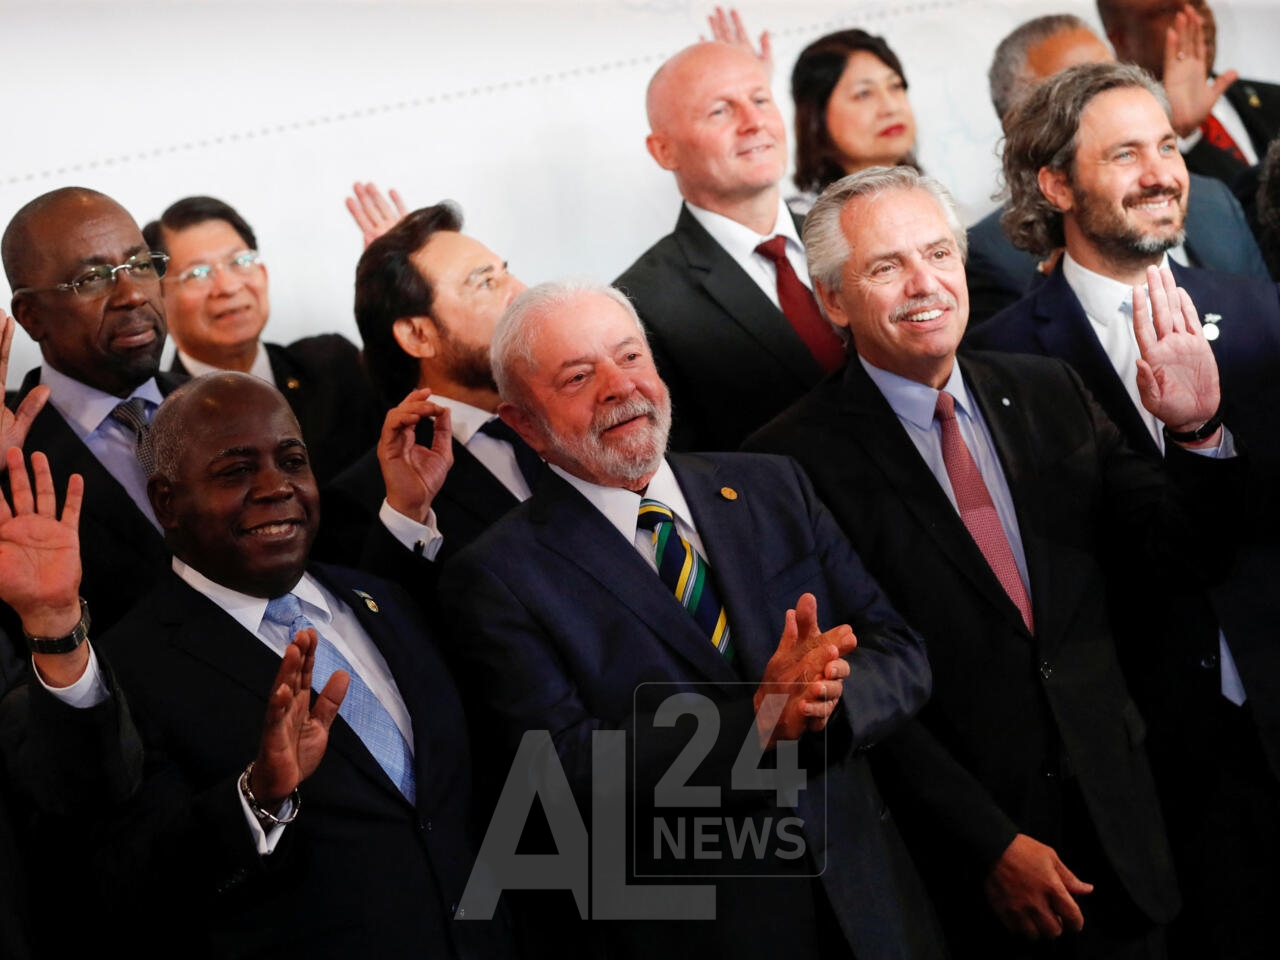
[614,205,832,452]
[0,369,184,680]
[745,354,1204,949]
[442,453,943,960]
[969,262,1280,784]
[96,563,512,959]
[172,335,382,484]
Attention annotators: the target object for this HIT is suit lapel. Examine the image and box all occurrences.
[529,470,741,686]
[672,206,823,386]
[841,360,1032,635]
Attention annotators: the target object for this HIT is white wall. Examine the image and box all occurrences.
[4,0,1278,388]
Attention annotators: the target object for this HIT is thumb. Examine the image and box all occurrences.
[1055,857,1094,895]
[1210,70,1239,102]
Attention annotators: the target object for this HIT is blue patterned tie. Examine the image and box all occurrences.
[637,498,734,660]
[263,594,416,803]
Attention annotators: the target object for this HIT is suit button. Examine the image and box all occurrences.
[1038,660,1053,680]
[1200,653,1219,670]
[424,820,433,832]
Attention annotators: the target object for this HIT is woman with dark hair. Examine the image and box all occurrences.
[789,28,918,212]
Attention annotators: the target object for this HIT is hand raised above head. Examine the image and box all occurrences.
[345,182,409,250]
[702,6,773,73]
[1162,4,1237,137]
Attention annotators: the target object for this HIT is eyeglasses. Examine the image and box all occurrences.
[12,252,170,300]
[169,249,264,286]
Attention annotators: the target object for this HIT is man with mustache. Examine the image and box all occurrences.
[968,61,1280,959]
[1,187,184,651]
[746,163,1243,958]
[440,280,943,959]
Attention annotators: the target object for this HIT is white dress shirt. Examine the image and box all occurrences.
[684,195,811,311]
[40,364,164,528]
[1177,91,1259,166]
[177,342,274,384]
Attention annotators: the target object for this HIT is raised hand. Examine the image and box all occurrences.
[345,182,409,249]
[1132,265,1221,439]
[1,311,50,458]
[0,447,83,638]
[378,389,454,523]
[1162,4,1237,137]
[249,627,349,810]
[703,6,773,73]
[985,833,1093,939]
[754,592,856,748]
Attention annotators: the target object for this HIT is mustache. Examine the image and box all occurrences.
[891,293,958,323]
[592,395,659,434]
[1124,186,1182,205]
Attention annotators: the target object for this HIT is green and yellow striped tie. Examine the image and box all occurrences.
[637,498,734,659]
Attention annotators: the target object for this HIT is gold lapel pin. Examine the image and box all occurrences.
[353,589,380,614]
[719,486,738,501]
[285,377,301,390]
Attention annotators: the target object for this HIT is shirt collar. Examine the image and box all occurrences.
[172,557,331,637]
[40,364,164,441]
[548,457,694,544]
[178,342,273,384]
[859,354,972,430]
[684,195,801,264]
[427,393,498,446]
[1062,251,1170,326]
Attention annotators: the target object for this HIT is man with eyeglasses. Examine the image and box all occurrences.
[143,196,382,483]
[2,187,182,650]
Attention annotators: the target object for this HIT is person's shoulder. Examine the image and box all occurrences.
[277,333,361,366]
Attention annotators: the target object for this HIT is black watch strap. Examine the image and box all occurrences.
[1163,411,1223,444]
[23,598,91,655]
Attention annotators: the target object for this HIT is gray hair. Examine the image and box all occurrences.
[989,14,1095,121]
[1000,60,1170,256]
[803,165,968,293]
[150,380,198,480]
[491,279,648,407]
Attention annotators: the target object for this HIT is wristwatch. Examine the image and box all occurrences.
[23,598,91,655]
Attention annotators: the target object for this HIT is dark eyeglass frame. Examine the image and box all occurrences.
[11,252,170,300]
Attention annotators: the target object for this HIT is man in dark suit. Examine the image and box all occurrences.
[968,13,1270,324]
[2,187,182,652]
[317,202,535,569]
[968,60,1280,958]
[79,371,509,957]
[746,166,1237,957]
[614,41,845,452]
[1098,0,1280,190]
[441,279,942,959]
[143,196,381,483]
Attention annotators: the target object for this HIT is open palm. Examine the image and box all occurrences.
[0,448,83,620]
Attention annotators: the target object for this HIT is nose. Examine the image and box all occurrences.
[903,256,940,298]
[108,265,150,307]
[597,359,638,404]
[210,261,245,296]
[506,275,528,303]
[738,100,765,133]
[249,461,296,501]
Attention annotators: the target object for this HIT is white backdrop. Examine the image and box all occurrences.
[4,0,1278,388]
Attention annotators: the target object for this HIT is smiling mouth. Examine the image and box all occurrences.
[241,519,304,539]
[898,308,945,323]
[1127,194,1180,212]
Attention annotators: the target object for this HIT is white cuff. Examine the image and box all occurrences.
[35,643,109,708]
[238,782,292,855]
[378,499,444,560]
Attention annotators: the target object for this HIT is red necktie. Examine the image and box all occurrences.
[754,236,846,374]
[1199,114,1247,164]
[935,391,1034,633]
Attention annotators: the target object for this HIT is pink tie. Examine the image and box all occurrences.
[935,391,1034,633]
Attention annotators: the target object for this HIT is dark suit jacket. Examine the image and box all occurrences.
[0,369,184,681]
[1183,78,1280,187]
[745,354,1205,949]
[614,206,832,452]
[442,452,943,960]
[172,335,382,484]
[968,262,1280,785]
[965,172,1270,325]
[96,563,511,959]
[316,418,524,573]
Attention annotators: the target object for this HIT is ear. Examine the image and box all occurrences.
[646,131,679,172]
[10,295,44,343]
[814,281,852,331]
[497,400,548,456]
[1038,166,1074,214]
[391,316,440,360]
[148,476,178,532]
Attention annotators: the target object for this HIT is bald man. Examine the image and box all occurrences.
[614,42,846,452]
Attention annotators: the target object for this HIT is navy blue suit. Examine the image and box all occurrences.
[442,452,943,960]
[965,173,1270,325]
[96,564,513,959]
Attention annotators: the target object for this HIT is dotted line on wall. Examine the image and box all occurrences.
[4,0,966,186]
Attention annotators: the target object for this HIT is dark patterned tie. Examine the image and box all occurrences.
[478,417,543,491]
[1199,114,1247,164]
[109,398,155,476]
[754,235,846,374]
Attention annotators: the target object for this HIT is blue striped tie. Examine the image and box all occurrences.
[264,594,416,804]
[637,498,734,660]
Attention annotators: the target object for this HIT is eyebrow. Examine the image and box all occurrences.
[864,236,956,261]
[209,437,306,461]
[555,336,643,371]
[466,263,497,284]
[76,243,150,268]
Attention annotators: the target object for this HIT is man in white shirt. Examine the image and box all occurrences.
[614,41,846,452]
[969,59,1280,958]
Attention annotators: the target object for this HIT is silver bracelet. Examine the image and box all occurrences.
[238,762,301,826]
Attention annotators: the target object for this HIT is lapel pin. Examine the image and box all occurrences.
[1202,314,1221,341]
[352,589,380,614]
[1001,397,1011,407]
[285,377,301,390]
[1247,88,1261,109]
[719,486,738,501]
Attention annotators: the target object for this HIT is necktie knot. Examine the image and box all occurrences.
[934,390,957,423]
[754,234,789,263]
[109,397,156,476]
[752,235,845,375]
[637,497,676,533]
[264,593,310,634]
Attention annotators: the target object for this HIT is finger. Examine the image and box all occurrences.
[1211,70,1239,102]
[389,188,408,218]
[370,184,395,221]
[0,312,13,383]
[759,30,773,67]
[430,407,453,463]
[729,8,749,44]
[61,472,84,531]
[820,623,857,657]
[292,627,318,693]
[1135,357,1157,405]
[11,384,49,443]
[345,195,374,236]
[1056,858,1094,896]
[1047,884,1084,933]
[1131,283,1157,360]
[0,448,19,521]
[271,641,304,705]
[823,656,851,680]
[777,607,798,655]
[30,451,57,518]
[313,669,350,726]
[1157,266,1187,334]
[793,592,820,641]
[1146,265,1175,339]
[1177,288,1204,336]
[6,446,33,516]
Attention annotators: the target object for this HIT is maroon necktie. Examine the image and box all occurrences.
[754,235,845,374]
[935,391,1034,633]
[1199,114,1247,164]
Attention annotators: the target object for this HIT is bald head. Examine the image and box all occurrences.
[2,187,118,289]
[647,42,765,132]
